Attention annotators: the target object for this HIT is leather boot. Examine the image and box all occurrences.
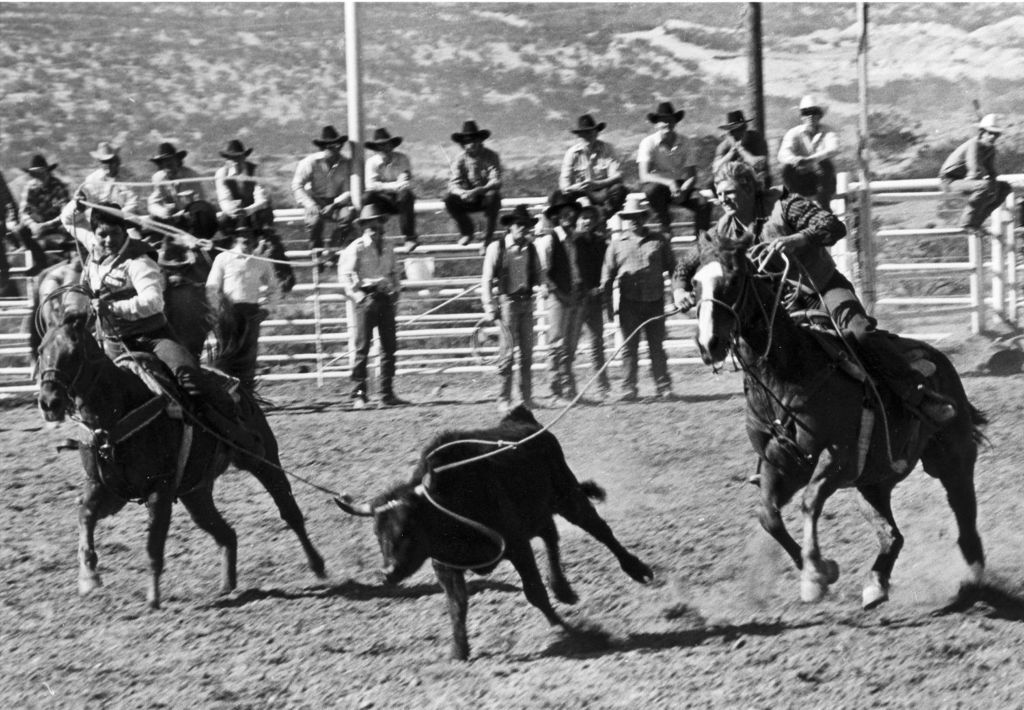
[176,368,265,457]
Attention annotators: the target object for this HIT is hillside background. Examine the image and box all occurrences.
[1,1,1023,205]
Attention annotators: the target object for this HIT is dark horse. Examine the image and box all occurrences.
[691,235,986,607]
[35,302,325,608]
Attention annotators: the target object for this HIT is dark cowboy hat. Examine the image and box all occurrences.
[355,203,390,223]
[89,141,119,161]
[22,154,58,174]
[313,125,348,147]
[647,101,685,124]
[543,190,583,219]
[219,139,254,160]
[150,142,188,163]
[570,114,606,134]
[451,120,491,144]
[719,110,752,131]
[500,204,538,227]
[364,127,403,151]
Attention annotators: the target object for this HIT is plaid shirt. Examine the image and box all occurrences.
[764,194,846,287]
[20,175,70,226]
[601,227,679,303]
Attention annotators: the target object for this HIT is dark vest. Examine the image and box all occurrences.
[224,162,258,206]
[547,230,572,294]
[495,239,539,296]
[573,234,607,290]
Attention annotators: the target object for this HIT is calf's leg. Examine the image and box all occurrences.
[538,519,577,604]
[556,495,653,584]
[433,561,470,661]
[505,540,564,627]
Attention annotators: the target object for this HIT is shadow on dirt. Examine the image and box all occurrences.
[201,577,521,609]
[931,581,1024,622]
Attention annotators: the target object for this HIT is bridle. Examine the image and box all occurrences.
[37,286,106,405]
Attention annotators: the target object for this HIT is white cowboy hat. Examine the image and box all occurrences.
[798,95,826,114]
[977,113,1005,134]
[617,195,649,218]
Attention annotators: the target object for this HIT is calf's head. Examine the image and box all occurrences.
[335,488,430,585]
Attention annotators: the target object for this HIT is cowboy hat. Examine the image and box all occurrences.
[617,195,650,218]
[719,110,752,131]
[89,141,120,162]
[364,127,403,151]
[647,101,685,124]
[22,154,58,174]
[500,204,538,227]
[150,142,188,163]
[220,139,254,160]
[355,203,390,223]
[313,125,348,147]
[570,114,606,134]
[543,190,583,219]
[451,120,491,144]
[798,95,826,115]
[978,113,1005,134]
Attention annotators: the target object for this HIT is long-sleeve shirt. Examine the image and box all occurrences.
[1,170,20,220]
[559,140,622,192]
[777,124,839,170]
[481,234,540,312]
[76,168,141,216]
[292,151,351,210]
[447,147,502,197]
[215,162,269,215]
[712,130,771,187]
[637,131,692,183]
[763,194,847,288]
[147,165,208,219]
[20,175,70,228]
[939,137,999,181]
[365,151,413,192]
[206,247,280,308]
[601,227,679,303]
[338,233,400,301]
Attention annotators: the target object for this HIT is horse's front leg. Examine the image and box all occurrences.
[77,463,126,596]
[799,448,845,602]
[756,460,804,570]
[145,483,175,609]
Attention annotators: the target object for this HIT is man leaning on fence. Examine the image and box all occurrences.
[481,205,542,413]
[939,113,1014,238]
[338,203,407,409]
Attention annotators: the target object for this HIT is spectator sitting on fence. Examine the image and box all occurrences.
[16,154,74,276]
[712,110,772,214]
[75,141,141,218]
[338,203,408,409]
[777,95,840,212]
[601,195,678,402]
[638,101,713,239]
[147,141,218,243]
[363,127,419,254]
[292,125,356,270]
[205,228,280,390]
[559,113,627,226]
[0,168,21,293]
[939,113,1014,238]
[481,204,542,413]
[444,120,502,250]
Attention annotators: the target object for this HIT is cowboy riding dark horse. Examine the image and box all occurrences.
[60,199,262,457]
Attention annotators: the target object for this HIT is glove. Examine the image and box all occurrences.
[674,291,697,313]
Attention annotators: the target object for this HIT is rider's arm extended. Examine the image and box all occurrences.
[781,197,846,249]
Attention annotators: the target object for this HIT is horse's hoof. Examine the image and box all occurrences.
[77,576,101,596]
[862,583,889,610]
[800,577,827,603]
[821,558,840,585]
[966,562,985,586]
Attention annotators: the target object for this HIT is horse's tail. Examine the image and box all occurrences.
[967,402,989,446]
[212,296,249,380]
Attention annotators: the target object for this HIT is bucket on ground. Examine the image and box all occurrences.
[405,256,436,281]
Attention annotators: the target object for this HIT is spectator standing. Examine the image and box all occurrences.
[291,125,356,268]
[363,127,419,253]
[75,142,141,217]
[559,114,627,224]
[601,196,679,401]
[17,154,70,275]
[939,113,1014,237]
[536,191,584,403]
[638,101,712,238]
[568,202,612,401]
[481,205,542,413]
[205,230,281,390]
[338,203,407,409]
[777,95,840,211]
[444,120,502,248]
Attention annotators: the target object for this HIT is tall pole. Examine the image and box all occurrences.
[856,2,876,311]
[345,0,365,209]
[747,3,765,138]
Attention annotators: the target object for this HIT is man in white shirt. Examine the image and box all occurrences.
[338,203,406,408]
[206,231,280,389]
[363,127,418,253]
[777,95,841,211]
[637,101,712,238]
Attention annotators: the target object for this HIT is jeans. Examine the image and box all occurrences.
[617,297,670,395]
[545,291,582,396]
[642,182,712,235]
[941,177,1013,230]
[496,295,535,403]
[443,190,502,246]
[567,290,610,393]
[364,188,417,240]
[351,293,398,396]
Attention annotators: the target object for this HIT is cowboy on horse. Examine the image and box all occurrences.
[59,199,263,456]
[675,161,956,427]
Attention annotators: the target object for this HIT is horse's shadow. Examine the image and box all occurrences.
[931,581,1024,622]
[200,576,519,609]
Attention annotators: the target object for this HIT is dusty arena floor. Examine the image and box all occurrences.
[2,355,1023,708]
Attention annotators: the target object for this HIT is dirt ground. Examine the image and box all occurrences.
[2,350,1023,709]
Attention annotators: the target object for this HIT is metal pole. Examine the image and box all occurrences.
[747,3,765,138]
[856,2,876,312]
[344,0,365,210]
